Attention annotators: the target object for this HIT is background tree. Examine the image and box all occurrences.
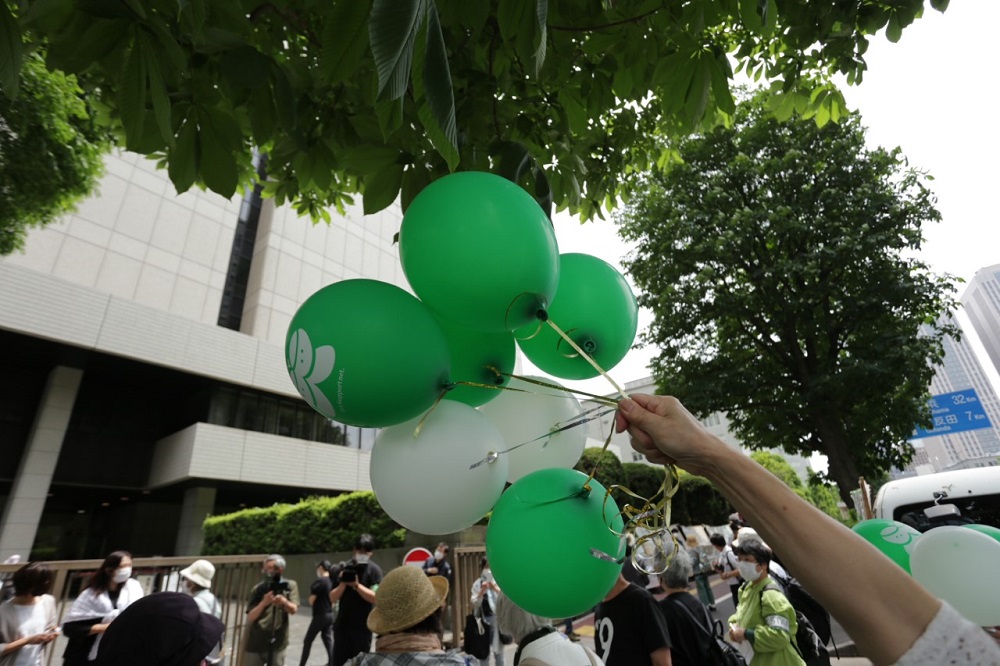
[574,447,625,493]
[622,461,665,504]
[0,53,108,255]
[620,96,958,503]
[0,0,944,222]
[751,451,846,523]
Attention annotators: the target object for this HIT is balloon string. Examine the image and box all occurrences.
[468,407,616,470]
[544,318,630,402]
[450,368,618,406]
[412,388,451,438]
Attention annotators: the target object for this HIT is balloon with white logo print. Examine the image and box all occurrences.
[852,519,922,572]
[286,279,451,427]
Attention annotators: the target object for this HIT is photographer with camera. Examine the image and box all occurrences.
[245,554,299,666]
[330,534,383,666]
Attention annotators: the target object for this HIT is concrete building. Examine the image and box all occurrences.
[0,151,407,560]
[907,309,1000,474]
[963,263,1000,375]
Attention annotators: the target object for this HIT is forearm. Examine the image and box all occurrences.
[355,584,376,604]
[329,583,346,603]
[247,600,268,624]
[650,646,672,666]
[1,638,29,656]
[697,444,938,664]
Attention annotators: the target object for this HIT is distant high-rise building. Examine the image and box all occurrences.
[912,311,1000,472]
[963,264,1000,376]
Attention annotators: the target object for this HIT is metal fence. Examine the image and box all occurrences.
[1,554,265,666]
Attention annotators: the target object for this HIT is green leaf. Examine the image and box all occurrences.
[140,33,173,144]
[422,1,457,154]
[368,0,424,100]
[497,0,527,41]
[886,13,902,43]
[400,163,432,213]
[199,120,238,197]
[201,105,243,151]
[321,0,371,85]
[120,37,148,150]
[417,100,459,171]
[0,1,22,98]
[533,0,548,76]
[220,46,271,90]
[930,0,949,11]
[248,85,277,145]
[21,0,74,34]
[374,96,404,138]
[739,0,762,32]
[169,113,199,192]
[340,144,401,174]
[270,65,296,129]
[363,163,404,214]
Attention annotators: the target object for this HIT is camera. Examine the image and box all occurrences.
[339,563,358,583]
[268,574,291,596]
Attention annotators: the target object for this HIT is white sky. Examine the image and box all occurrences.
[524,1,1000,405]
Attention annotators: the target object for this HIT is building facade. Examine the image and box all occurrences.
[963,264,1000,376]
[0,152,407,560]
[907,310,1000,474]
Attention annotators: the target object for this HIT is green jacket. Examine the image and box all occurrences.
[728,576,805,666]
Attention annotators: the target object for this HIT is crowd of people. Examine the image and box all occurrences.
[4,393,1000,666]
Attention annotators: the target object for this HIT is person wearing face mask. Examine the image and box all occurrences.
[300,560,335,666]
[330,534,382,666]
[727,541,804,666]
[469,558,505,666]
[422,544,452,642]
[245,554,299,666]
[61,550,144,665]
[179,559,224,665]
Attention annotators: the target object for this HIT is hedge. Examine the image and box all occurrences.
[202,491,406,555]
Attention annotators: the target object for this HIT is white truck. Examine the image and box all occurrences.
[873,466,1000,531]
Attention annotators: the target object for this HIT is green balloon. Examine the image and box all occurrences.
[286,279,451,427]
[963,524,1000,544]
[400,172,559,332]
[852,519,921,572]
[486,467,624,618]
[515,253,638,380]
[437,318,515,407]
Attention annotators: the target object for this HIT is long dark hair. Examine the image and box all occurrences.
[86,550,131,593]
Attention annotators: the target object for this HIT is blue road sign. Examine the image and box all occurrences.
[911,388,993,440]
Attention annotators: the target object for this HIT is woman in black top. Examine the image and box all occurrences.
[300,560,335,666]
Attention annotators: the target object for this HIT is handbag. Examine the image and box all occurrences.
[669,597,747,666]
[463,613,491,659]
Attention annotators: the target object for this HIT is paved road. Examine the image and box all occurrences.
[286,575,870,666]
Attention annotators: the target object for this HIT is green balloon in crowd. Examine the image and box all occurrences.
[399,171,560,333]
[486,467,624,618]
[286,279,451,427]
[516,253,638,380]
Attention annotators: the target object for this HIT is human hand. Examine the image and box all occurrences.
[614,394,719,476]
[729,625,746,643]
[426,566,438,574]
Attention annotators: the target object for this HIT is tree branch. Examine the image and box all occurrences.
[549,5,665,32]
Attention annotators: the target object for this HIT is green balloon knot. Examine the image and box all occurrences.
[582,338,597,353]
[536,308,549,322]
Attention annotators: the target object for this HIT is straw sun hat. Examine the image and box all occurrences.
[367,566,449,635]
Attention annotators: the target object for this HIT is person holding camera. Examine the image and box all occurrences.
[245,554,299,666]
[330,535,383,666]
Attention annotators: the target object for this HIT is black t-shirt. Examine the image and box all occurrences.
[310,576,334,616]
[334,560,384,633]
[595,582,672,666]
[657,592,714,666]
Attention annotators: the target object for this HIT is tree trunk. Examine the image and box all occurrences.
[813,411,861,506]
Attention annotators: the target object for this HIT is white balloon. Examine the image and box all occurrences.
[910,525,1000,626]
[370,400,508,535]
[478,375,586,483]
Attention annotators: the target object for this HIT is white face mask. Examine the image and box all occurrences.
[482,569,493,583]
[354,554,370,564]
[737,561,761,582]
[435,550,445,562]
[113,567,132,583]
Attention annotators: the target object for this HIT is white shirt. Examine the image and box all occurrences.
[0,595,57,666]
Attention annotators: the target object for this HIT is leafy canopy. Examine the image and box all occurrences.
[0,53,108,255]
[0,0,946,222]
[620,96,959,502]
